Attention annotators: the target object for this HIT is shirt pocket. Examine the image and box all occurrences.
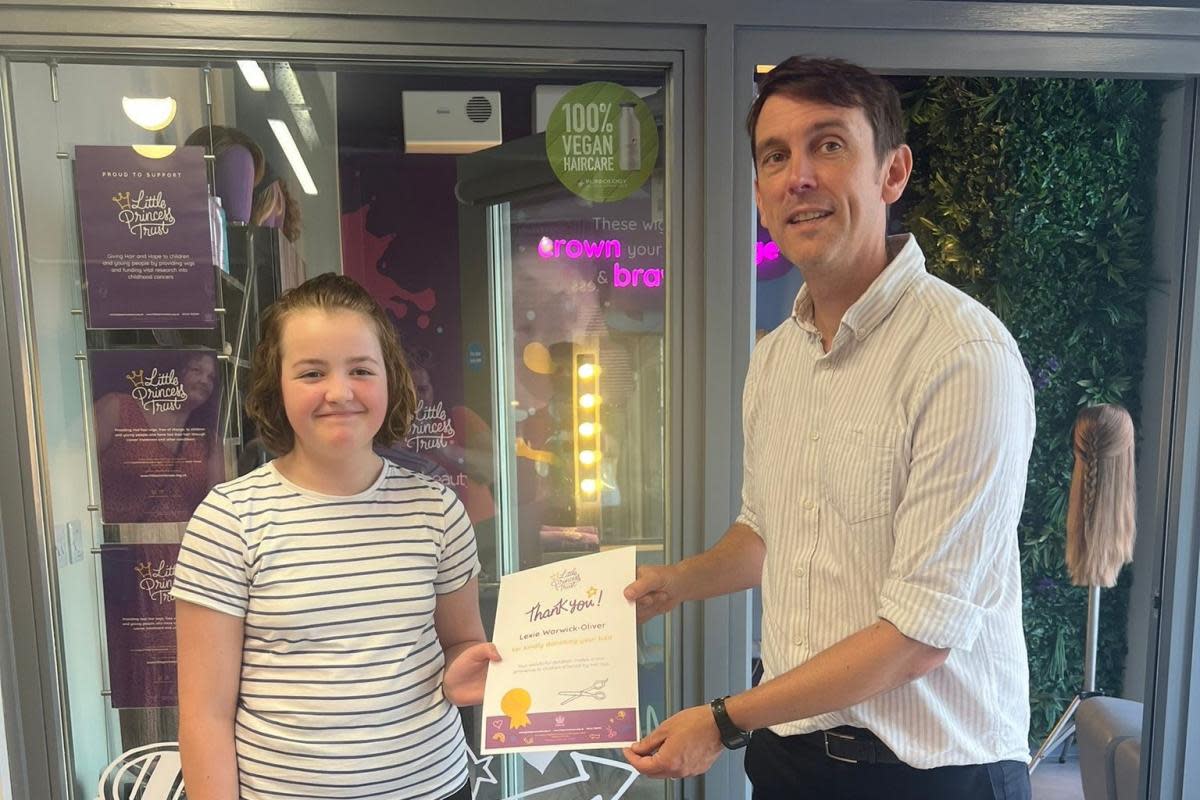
[819,421,901,524]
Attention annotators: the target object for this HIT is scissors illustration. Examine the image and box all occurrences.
[559,679,608,705]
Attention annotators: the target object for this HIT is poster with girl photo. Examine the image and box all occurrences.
[90,349,224,524]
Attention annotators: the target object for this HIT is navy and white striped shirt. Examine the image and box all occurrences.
[172,459,480,800]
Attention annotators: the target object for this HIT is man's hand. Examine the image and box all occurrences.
[622,705,724,778]
[442,642,501,706]
[624,564,684,623]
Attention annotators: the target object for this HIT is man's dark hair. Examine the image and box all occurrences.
[746,57,904,165]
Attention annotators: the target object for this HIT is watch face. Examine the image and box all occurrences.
[725,729,750,750]
[711,697,750,749]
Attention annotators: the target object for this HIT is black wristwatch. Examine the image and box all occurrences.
[710,696,751,750]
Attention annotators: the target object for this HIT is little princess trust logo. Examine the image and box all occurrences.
[551,568,581,591]
[112,189,176,239]
[135,560,175,604]
[404,400,456,453]
[126,368,187,413]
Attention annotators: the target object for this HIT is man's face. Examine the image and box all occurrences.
[753,94,910,280]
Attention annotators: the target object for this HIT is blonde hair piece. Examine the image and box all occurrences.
[1065,404,1137,587]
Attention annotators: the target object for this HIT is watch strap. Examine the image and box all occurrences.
[710,695,751,749]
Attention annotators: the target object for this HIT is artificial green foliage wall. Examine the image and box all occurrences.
[896,77,1161,743]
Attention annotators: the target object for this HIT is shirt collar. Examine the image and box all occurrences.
[791,233,925,341]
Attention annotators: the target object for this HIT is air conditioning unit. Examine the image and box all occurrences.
[401,91,502,154]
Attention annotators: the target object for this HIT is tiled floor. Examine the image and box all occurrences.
[1031,751,1084,800]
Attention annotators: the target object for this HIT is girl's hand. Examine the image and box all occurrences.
[443,642,501,706]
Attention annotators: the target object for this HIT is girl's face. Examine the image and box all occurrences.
[278,308,389,460]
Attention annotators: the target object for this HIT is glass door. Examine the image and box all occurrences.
[7,51,674,799]
[454,76,671,800]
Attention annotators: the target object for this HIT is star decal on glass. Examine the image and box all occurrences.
[467,749,497,800]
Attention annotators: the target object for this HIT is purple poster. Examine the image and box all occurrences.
[90,349,223,524]
[99,543,180,708]
[75,145,216,329]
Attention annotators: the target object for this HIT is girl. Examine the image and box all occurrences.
[173,273,497,800]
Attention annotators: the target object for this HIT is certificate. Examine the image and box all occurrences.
[482,547,639,754]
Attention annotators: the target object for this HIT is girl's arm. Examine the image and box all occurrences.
[434,577,500,706]
[177,599,244,800]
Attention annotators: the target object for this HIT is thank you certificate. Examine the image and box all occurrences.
[482,547,639,754]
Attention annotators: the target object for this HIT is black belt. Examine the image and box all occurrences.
[791,726,904,765]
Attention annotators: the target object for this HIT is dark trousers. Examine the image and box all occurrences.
[442,780,472,800]
[746,727,1032,800]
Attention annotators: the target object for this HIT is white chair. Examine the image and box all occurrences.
[1076,697,1142,800]
[96,742,184,800]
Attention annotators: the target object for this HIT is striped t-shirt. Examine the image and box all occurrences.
[171,459,480,800]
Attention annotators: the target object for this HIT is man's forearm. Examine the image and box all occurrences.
[675,522,765,602]
[724,619,948,732]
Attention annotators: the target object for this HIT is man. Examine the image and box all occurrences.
[623,57,1034,799]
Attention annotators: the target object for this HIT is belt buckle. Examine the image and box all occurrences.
[823,730,858,764]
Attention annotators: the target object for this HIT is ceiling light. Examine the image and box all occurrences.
[268,118,317,195]
[122,96,177,131]
[237,60,270,92]
[274,62,321,148]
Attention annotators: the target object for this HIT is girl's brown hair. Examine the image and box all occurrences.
[245,273,417,455]
[1065,403,1137,588]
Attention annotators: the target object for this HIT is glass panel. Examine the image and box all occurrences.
[488,173,669,799]
[9,60,224,796]
[9,55,672,800]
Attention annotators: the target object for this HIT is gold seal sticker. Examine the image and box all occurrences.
[501,688,532,729]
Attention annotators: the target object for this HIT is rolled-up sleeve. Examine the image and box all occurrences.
[879,340,1035,651]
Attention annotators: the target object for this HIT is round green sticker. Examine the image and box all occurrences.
[545,82,659,203]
